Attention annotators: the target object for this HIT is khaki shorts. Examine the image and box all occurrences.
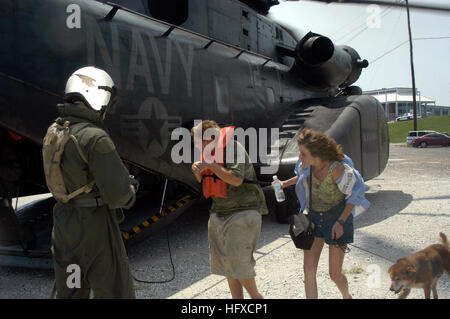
[208,210,262,279]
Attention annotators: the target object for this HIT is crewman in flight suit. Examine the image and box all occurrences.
[43,66,138,298]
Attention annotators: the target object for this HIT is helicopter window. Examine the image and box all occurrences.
[266,88,275,106]
[214,77,229,114]
[147,0,188,26]
[252,67,261,87]
[276,28,283,41]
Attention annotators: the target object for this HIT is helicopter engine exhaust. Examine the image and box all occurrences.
[291,32,369,90]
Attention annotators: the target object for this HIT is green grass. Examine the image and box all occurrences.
[388,115,450,143]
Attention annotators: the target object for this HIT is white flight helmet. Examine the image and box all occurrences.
[64,66,117,114]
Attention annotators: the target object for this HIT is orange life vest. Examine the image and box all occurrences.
[201,126,235,199]
[7,130,24,141]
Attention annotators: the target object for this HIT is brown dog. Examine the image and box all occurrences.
[388,232,450,299]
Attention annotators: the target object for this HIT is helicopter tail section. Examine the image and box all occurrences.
[267,94,389,181]
[259,94,389,222]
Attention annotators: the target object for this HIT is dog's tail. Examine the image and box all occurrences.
[440,233,450,279]
[440,232,449,249]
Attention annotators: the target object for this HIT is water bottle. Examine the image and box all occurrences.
[272,175,285,202]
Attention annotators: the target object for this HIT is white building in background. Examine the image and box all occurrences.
[363,87,450,122]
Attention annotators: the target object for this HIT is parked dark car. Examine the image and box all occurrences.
[412,133,450,148]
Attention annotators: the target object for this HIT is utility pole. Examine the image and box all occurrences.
[405,0,418,131]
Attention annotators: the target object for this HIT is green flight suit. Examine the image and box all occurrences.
[50,102,136,299]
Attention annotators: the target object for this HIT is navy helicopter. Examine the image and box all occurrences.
[0,0,401,268]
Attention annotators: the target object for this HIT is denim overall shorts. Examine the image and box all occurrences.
[310,200,354,245]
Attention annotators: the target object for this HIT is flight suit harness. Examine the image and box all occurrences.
[42,119,96,204]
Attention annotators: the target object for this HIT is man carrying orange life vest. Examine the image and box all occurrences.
[191,120,268,299]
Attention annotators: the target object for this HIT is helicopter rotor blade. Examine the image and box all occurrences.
[281,0,450,13]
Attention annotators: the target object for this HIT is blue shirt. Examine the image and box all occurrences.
[294,155,370,220]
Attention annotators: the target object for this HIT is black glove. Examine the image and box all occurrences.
[129,175,140,193]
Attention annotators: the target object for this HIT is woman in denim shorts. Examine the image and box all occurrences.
[279,128,369,299]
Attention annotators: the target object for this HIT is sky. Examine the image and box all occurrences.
[268,0,450,106]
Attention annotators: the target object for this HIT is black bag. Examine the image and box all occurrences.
[289,170,315,250]
[289,213,315,250]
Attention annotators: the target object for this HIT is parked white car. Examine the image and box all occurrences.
[396,113,421,121]
[396,113,413,121]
